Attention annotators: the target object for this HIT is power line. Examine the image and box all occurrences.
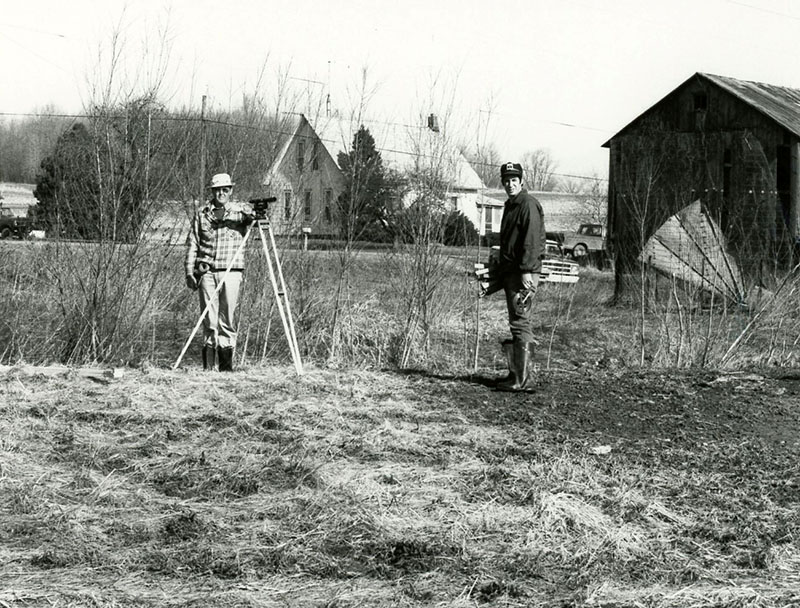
[0,110,607,183]
[724,0,800,21]
[0,21,66,38]
[0,111,82,119]
[0,30,68,72]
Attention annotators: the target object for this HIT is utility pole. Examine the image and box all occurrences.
[198,94,207,210]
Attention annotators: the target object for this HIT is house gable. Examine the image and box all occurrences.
[262,114,345,237]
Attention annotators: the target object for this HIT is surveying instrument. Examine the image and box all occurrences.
[173,197,303,375]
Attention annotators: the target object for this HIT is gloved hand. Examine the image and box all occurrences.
[185,274,198,290]
[522,272,537,291]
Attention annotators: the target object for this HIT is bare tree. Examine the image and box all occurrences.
[383,70,472,368]
[325,68,382,364]
[462,141,501,189]
[557,173,608,224]
[0,106,69,184]
[522,148,559,191]
[557,175,590,194]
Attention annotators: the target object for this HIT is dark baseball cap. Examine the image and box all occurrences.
[500,162,523,179]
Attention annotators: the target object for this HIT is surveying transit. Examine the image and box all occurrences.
[174,195,303,375]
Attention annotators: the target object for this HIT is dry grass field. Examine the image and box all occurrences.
[1,359,799,606]
[2,241,800,606]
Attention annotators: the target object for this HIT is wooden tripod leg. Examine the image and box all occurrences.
[265,223,302,371]
[257,223,303,375]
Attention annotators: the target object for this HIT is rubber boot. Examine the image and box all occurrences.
[496,339,516,386]
[497,342,534,392]
[218,347,234,372]
[202,346,216,371]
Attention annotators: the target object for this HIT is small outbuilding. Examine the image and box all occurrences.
[604,72,800,299]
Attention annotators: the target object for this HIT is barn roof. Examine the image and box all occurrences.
[603,72,800,147]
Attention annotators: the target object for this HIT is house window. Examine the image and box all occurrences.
[450,196,458,211]
[304,190,312,219]
[324,189,333,222]
[297,140,305,171]
[312,141,319,170]
[483,206,493,234]
[284,190,292,220]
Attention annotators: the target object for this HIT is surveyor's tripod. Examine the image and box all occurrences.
[173,218,303,375]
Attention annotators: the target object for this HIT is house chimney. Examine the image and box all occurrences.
[427,113,440,132]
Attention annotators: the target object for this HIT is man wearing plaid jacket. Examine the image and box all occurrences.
[185,173,253,371]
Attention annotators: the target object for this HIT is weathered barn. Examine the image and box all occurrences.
[604,72,800,298]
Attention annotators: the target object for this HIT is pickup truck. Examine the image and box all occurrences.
[561,223,606,259]
[0,208,33,239]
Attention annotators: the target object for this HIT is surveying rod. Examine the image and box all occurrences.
[473,205,485,373]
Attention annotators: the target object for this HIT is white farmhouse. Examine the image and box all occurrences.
[262,113,486,237]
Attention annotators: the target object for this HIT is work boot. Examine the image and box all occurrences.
[497,341,535,392]
[218,347,234,372]
[202,346,216,371]
[496,339,516,386]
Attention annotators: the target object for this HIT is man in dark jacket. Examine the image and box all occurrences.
[496,161,545,391]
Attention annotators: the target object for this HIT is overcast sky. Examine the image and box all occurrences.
[2,0,800,179]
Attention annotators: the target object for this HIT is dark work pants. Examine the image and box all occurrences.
[503,272,538,343]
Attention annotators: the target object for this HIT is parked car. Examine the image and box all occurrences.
[0,208,32,239]
[541,239,579,283]
[479,240,579,287]
[561,223,606,259]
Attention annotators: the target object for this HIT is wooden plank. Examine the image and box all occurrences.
[0,365,125,380]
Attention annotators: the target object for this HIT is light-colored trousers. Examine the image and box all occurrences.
[198,270,242,349]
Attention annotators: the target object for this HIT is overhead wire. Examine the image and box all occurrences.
[0,110,608,182]
[0,30,68,72]
[724,0,800,21]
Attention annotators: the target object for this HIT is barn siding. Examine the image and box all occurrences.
[607,74,799,293]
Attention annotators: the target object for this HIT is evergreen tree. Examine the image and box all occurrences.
[33,123,102,239]
[442,210,478,246]
[33,104,151,241]
[336,125,392,242]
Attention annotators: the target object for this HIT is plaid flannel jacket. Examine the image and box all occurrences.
[185,202,251,277]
